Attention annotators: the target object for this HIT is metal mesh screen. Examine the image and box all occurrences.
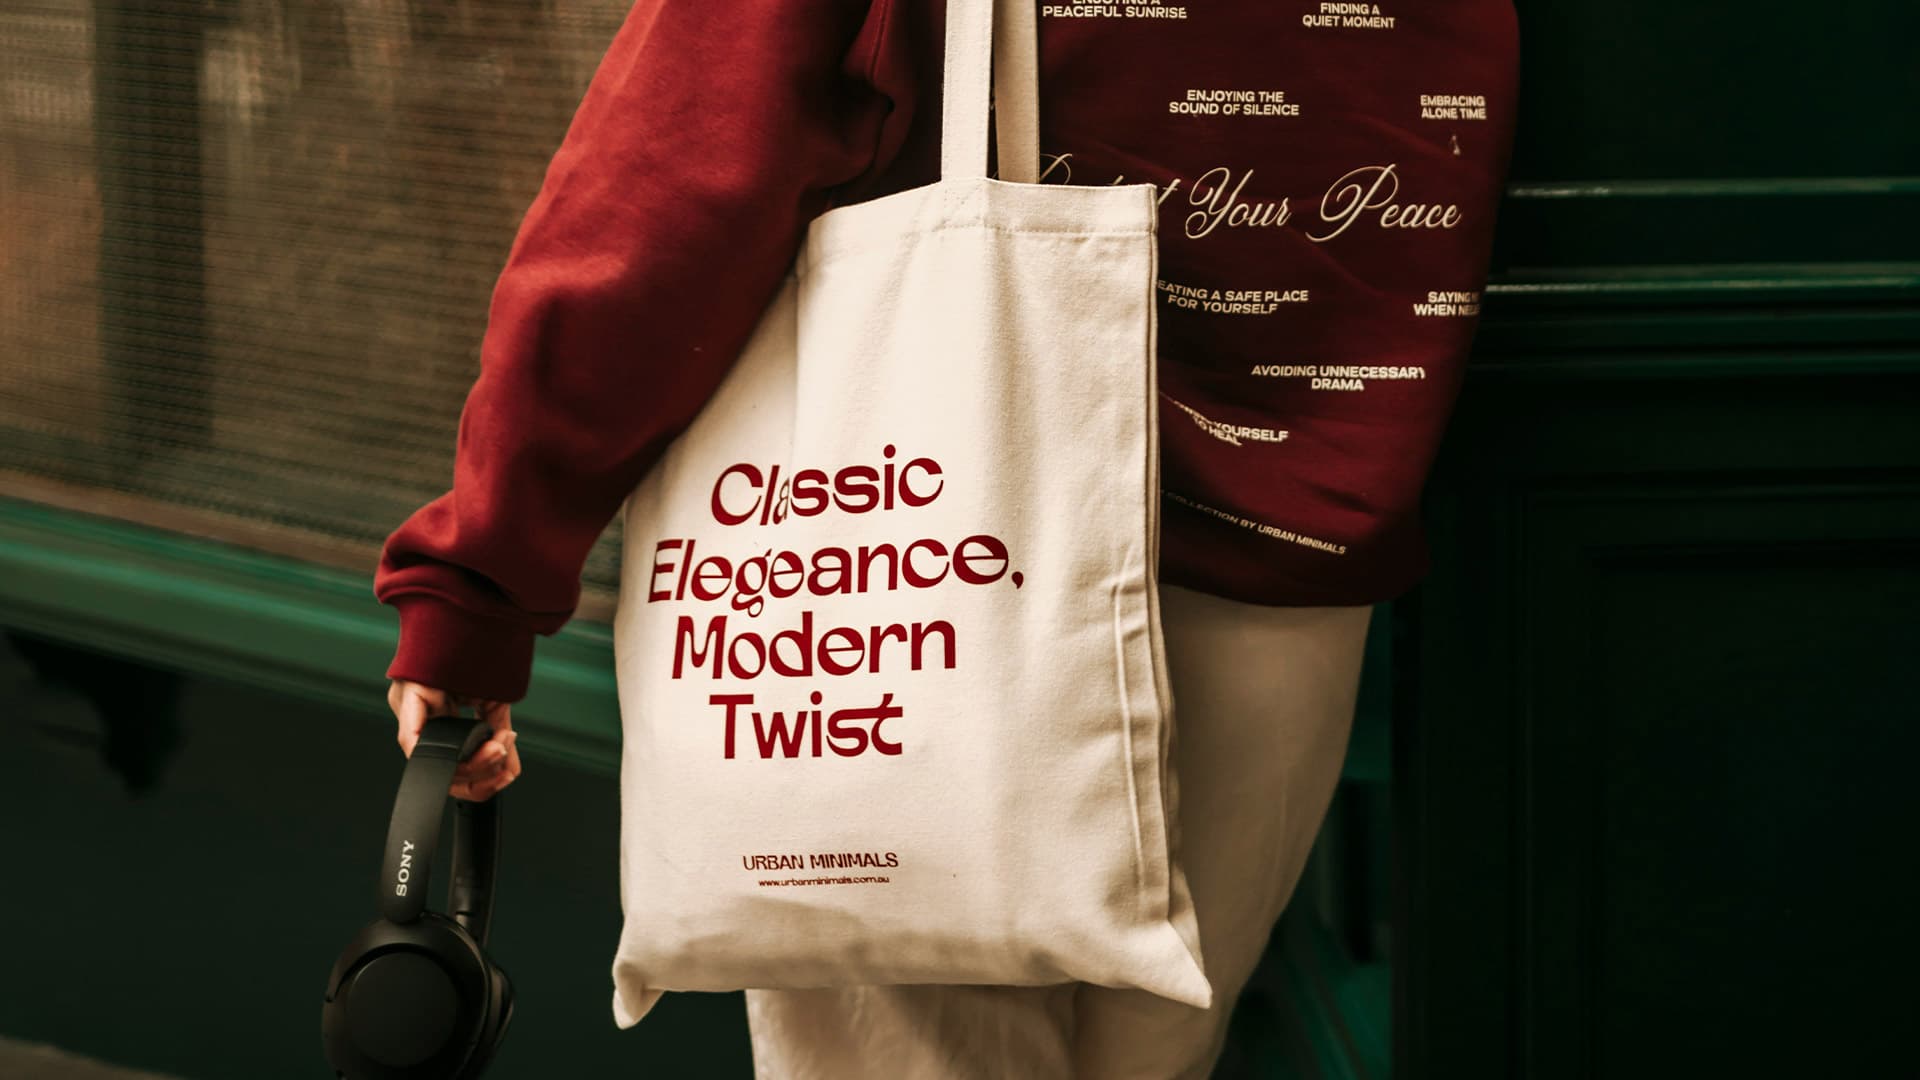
[2,0,633,615]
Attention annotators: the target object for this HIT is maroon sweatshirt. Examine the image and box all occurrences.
[374,0,1522,703]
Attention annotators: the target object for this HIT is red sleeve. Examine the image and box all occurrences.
[373,0,893,703]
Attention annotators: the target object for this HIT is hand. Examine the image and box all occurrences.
[388,679,521,801]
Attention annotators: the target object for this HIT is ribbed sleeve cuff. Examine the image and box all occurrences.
[385,596,538,703]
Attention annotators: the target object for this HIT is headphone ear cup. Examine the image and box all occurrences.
[494,963,515,1036]
[326,921,480,1078]
[430,912,502,1060]
[457,962,513,1079]
[331,914,500,1079]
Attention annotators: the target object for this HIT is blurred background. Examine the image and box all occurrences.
[1,1,1916,1077]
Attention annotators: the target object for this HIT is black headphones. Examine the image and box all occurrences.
[322,714,514,1079]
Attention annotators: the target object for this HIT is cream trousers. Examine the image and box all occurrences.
[742,584,1375,1080]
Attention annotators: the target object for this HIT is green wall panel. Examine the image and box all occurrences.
[0,496,623,776]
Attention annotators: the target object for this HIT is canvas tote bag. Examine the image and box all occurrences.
[606,0,1207,1026]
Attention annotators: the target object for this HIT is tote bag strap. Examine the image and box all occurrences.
[941,0,1041,183]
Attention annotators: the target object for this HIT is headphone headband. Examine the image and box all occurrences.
[378,714,500,942]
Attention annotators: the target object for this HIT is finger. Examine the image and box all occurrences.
[454,729,509,778]
[452,700,515,773]
[453,741,506,774]
[500,728,522,778]
[466,744,520,800]
[452,740,510,782]
[453,762,516,802]
[479,699,514,755]
[476,763,520,801]
[395,682,450,757]
[477,699,511,733]
[442,698,517,796]
[395,688,426,758]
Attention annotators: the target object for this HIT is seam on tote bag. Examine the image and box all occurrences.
[800,219,1153,277]
[1110,577,1149,901]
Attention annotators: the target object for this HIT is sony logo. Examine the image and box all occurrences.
[395,839,415,896]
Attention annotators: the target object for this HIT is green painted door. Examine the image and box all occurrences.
[1400,2,1920,1075]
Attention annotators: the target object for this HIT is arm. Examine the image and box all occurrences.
[374,0,891,703]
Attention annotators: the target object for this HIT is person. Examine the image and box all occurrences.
[375,1,1520,1075]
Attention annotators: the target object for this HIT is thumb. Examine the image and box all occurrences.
[393,681,449,758]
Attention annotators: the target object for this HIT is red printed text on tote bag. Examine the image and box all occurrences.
[644,445,1027,760]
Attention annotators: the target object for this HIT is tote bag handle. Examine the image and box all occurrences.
[941,0,1041,183]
